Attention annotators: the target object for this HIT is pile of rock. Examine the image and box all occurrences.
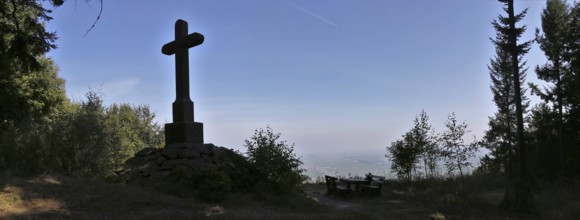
[118,143,245,193]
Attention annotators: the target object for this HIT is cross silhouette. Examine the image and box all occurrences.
[162,19,204,145]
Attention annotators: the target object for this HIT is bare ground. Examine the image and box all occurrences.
[1,172,577,219]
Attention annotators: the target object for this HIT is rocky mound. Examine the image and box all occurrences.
[118,143,246,193]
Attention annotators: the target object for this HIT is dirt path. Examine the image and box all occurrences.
[305,185,359,208]
[304,184,445,220]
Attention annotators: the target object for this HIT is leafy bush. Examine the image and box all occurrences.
[193,166,231,203]
[215,148,255,191]
[244,126,306,194]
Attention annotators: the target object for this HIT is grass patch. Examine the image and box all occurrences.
[0,188,23,209]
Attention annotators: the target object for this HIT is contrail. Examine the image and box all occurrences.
[281,0,339,27]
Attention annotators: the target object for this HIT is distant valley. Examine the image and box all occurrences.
[301,152,392,181]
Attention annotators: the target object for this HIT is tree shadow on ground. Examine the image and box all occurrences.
[0,172,204,219]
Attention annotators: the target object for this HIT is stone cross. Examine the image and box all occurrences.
[162,19,204,146]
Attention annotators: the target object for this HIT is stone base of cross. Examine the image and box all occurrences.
[165,121,203,145]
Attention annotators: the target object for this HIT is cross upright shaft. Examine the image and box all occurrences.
[162,19,204,123]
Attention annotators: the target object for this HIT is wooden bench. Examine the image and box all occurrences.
[360,175,385,197]
[325,175,351,197]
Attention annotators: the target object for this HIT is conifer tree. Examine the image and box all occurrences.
[485,0,530,178]
[531,0,572,177]
[483,46,517,177]
[493,0,534,212]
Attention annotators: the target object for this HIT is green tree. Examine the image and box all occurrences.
[105,103,164,170]
[531,0,572,177]
[409,110,440,179]
[386,111,438,181]
[494,0,534,212]
[527,103,560,179]
[483,18,529,178]
[568,1,580,177]
[0,57,66,172]
[567,2,580,111]
[1,0,100,125]
[1,0,67,125]
[0,57,67,126]
[440,113,477,191]
[0,0,62,73]
[485,46,514,177]
[244,126,306,194]
[386,138,419,182]
[53,91,112,177]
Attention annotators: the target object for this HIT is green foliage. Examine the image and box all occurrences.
[386,138,418,182]
[105,103,164,172]
[0,91,164,178]
[491,1,535,212]
[215,149,255,191]
[410,110,440,179]
[482,20,528,177]
[0,0,63,73]
[509,0,580,181]
[0,57,66,172]
[527,104,560,179]
[488,0,531,154]
[0,120,49,172]
[531,0,574,178]
[0,57,67,127]
[568,2,580,114]
[50,91,112,177]
[193,166,231,203]
[440,113,478,190]
[494,0,532,182]
[386,110,440,181]
[244,126,306,194]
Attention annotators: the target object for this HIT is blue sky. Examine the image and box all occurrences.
[45,0,556,156]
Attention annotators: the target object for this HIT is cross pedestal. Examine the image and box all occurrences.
[165,121,203,145]
[162,19,204,146]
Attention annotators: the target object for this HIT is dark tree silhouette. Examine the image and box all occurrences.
[1,1,62,125]
[1,0,103,125]
[531,0,572,177]
[409,110,439,179]
[0,0,63,72]
[386,138,418,182]
[440,113,477,192]
[493,0,534,212]
[483,38,528,178]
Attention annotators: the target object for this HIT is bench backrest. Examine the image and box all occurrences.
[371,175,385,181]
[325,175,339,192]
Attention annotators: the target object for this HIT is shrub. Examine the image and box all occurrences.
[215,148,255,191]
[193,166,231,203]
[244,126,307,194]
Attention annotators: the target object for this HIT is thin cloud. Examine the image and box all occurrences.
[102,77,141,99]
[281,0,339,27]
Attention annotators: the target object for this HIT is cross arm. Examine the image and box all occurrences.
[161,32,205,55]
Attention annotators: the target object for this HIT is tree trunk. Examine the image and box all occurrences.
[506,64,514,179]
[458,163,465,193]
[556,62,565,177]
[424,158,429,179]
[507,0,526,184]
